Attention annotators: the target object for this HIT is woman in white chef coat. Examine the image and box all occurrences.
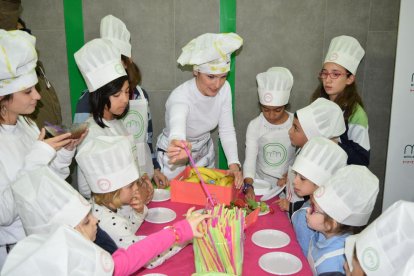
[0,30,84,269]
[156,33,244,187]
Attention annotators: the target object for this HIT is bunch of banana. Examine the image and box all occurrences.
[215,175,234,187]
[183,167,234,187]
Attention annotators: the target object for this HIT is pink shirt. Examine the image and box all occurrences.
[112,219,193,276]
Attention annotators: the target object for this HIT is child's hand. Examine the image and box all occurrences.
[277,174,287,187]
[38,129,72,151]
[185,207,211,238]
[275,198,290,212]
[140,174,154,204]
[153,169,169,188]
[130,189,145,214]
[244,187,256,201]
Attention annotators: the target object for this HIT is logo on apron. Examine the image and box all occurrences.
[122,110,145,140]
[263,143,287,166]
[361,247,380,271]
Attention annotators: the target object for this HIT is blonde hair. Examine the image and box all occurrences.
[92,189,123,210]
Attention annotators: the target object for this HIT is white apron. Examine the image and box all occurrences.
[157,133,215,180]
[256,125,295,185]
[307,241,345,276]
[122,86,154,178]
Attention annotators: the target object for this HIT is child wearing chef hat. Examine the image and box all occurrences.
[76,135,188,268]
[242,67,296,200]
[6,166,210,275]
[344,200,414,276]
[307,165,379,275]
[290,137,347,256]
[276,98,346,214]
[73,14,169,190]
[311,35,370,166]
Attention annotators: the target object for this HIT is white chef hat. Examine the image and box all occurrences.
[1,225,114,276]
[344,200,414,275]
[296,98,346,140]
[291,137,347,186]
[0,29,38,96]
[256,67,293,106]
[76,136,139,194]
[177,33,243,74]
[11,166,91,235]
[397,254,414,276]
[314,165,379,226]
[74,38,126,92]
[100,14,131,58]
[324,35,365,75]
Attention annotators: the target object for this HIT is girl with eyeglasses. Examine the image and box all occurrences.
[311,36,370,166]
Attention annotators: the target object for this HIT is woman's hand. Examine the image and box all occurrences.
[167,139,191,164]
[38,129,72,151]
[153,169,169,188]
[228,163,243,189]
[185,207,211,238]
[64,128,89,151]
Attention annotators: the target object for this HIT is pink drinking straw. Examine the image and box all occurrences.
[181,141,215,207]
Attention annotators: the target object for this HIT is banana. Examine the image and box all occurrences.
[216,175,234,187]
[184,175,201,183]
[189,167,225,180]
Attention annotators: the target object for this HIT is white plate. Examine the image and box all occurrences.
[143,274,168,276]
[259,252,302,275]
[260,184,286,201]
[254,179,272,196]
[151,189,171,202]
[251,229,290,249]
[145,207,176,224]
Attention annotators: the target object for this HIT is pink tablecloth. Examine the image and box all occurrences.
[134,197,312,276]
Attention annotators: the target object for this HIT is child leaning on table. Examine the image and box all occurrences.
[76,135,186,268]
[6,167,210,275]
[243,67,296,200]
[344,200,414,276]
[307,165,379,275]
[276,98,346,215]
[290,137,347,256]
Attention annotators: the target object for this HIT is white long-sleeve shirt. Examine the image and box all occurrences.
[157,78,239,165]
[243,112,295,181]
[0,117,74,264]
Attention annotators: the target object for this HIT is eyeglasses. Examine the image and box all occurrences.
[309,202,325,215]
[318,70,350,79]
